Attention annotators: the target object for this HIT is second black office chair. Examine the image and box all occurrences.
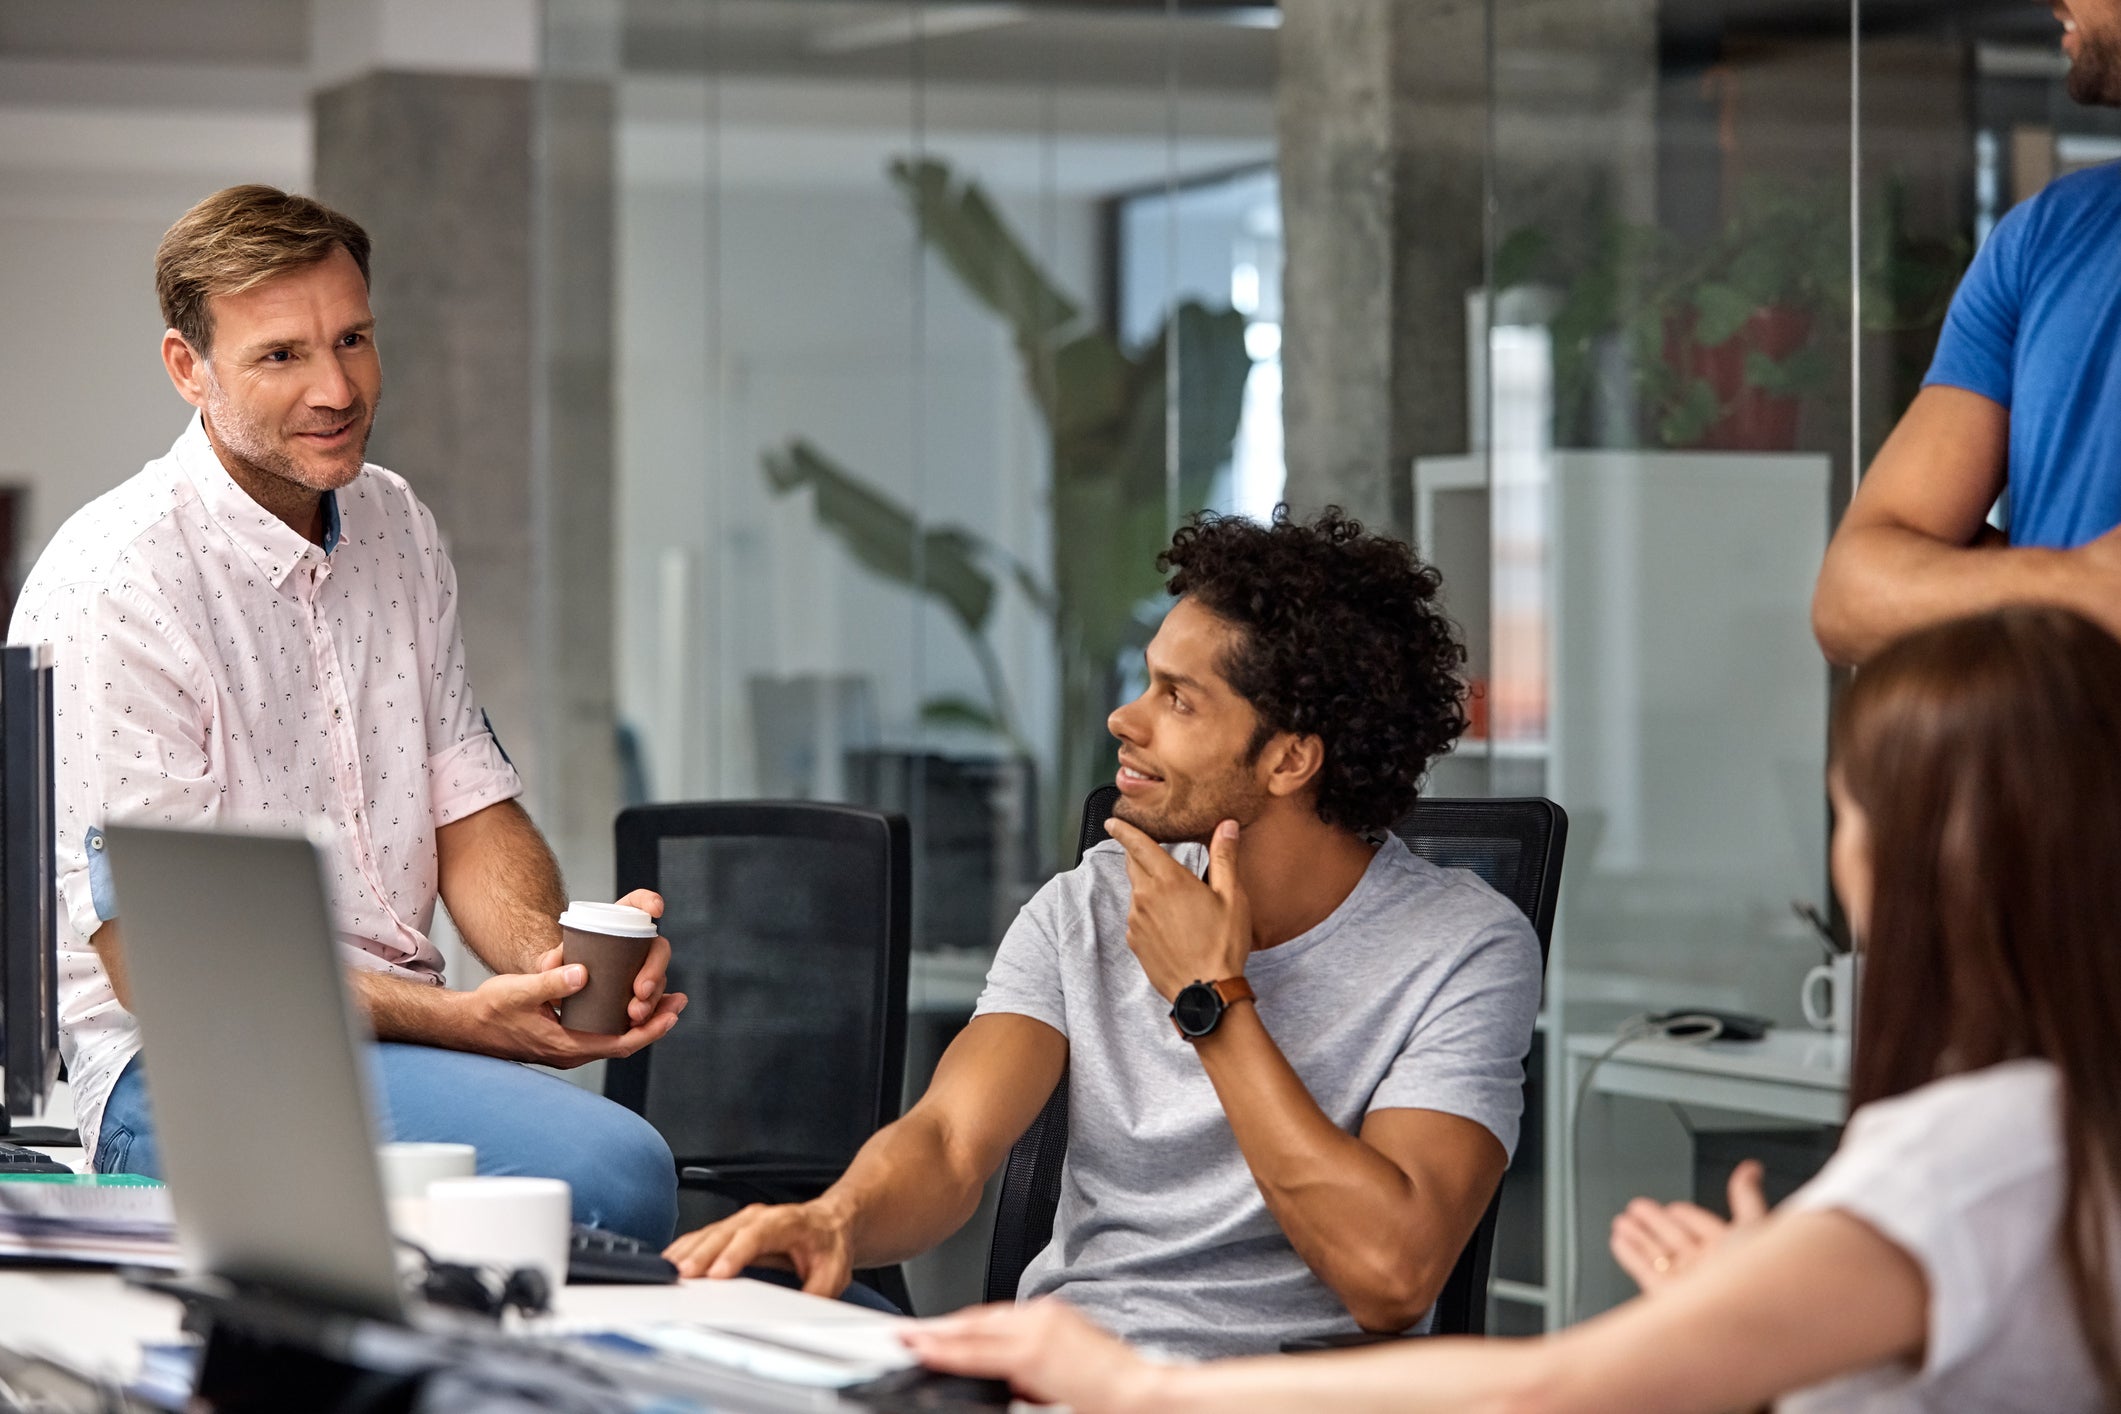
[983,784,1566,1339]
[605,801,913,1312]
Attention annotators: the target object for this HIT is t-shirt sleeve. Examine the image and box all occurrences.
[1924,195,2038,409]
[1784,1064,2065,1379]
[972,874,1070,1037]
[1368,896,1541,1159]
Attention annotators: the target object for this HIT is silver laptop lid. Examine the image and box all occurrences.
[101,822,405,1322]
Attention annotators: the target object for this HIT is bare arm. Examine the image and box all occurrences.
[908,1205,1928,1414]
[1194,1005,1507,1332]
[89,921,133,1012]
[1813,386,2121,664]
[664,1012,1068,1292]
[435,798,566,975]
[1107,817,1505,1332]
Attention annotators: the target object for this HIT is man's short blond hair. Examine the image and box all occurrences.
[155,184,372,354]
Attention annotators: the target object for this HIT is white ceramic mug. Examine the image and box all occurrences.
[1802,953,1858,1036]
[424,1175,573,1297]
[377,1141,476,1245]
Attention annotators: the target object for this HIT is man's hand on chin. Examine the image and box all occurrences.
[1105,816,1253,1001]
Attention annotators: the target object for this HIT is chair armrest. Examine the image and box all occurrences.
[679,1160,847,1205]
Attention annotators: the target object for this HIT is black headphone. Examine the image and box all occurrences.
[398,1239,552,1320]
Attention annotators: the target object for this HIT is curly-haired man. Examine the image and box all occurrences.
[666,508,1541,1357]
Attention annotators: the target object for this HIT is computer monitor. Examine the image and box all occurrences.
[0,643,60,1134]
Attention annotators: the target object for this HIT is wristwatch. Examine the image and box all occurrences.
[1170,976,1255,1041]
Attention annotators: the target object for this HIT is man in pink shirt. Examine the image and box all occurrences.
[9,185,685,1242]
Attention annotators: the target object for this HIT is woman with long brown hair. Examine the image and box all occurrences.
[902,606,2121,1413]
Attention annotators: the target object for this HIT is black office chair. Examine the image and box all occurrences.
[606,801,914,1312]
[982,784,1566,1340]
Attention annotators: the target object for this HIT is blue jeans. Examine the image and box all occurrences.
[97,1043,681,1245]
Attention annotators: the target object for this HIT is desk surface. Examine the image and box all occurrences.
[1566,1027,1848,1090]
[0,1271,895,1390]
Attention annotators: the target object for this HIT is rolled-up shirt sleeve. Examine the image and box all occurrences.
[409,501,522,824]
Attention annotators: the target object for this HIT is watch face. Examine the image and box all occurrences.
[1172,982,1222,1037]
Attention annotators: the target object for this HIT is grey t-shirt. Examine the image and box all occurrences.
[973,833,1541,1360]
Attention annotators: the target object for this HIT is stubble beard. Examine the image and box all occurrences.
[2069,27,2121,106]
[201,369,376,501]
[1112,759,1268,845]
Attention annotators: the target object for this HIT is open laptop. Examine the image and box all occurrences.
[100,823,961,1409]
[100,822,406,1323]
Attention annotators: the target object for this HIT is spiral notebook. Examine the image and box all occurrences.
[0,1173,181,1268]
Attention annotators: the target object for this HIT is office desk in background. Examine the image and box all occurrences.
[1554,1027,1848,1323]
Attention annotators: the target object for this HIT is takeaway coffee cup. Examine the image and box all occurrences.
[556,900,659,1035]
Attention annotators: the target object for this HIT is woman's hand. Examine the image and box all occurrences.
[1610,1158,1768,1294]
[900,1300,1165,1414]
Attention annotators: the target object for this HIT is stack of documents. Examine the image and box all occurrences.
[0,1175,181,1268]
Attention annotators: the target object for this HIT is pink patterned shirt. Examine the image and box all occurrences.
[9,414,522,1161]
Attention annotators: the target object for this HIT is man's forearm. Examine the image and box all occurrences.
[1192,1008,1454,1331]
[355,970,471,1047]
[436,800,566,974]
[1813,525,2080,666]
[815,1111,994,1270]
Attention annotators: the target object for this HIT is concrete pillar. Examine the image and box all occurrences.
[308,0,620,905]
[1275,0,1490,539]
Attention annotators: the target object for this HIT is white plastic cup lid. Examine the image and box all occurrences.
[558,900,658,938]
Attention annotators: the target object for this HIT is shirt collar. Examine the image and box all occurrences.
[174,412,346,589]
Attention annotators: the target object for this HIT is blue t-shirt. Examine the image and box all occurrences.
[1925,162,2121,549]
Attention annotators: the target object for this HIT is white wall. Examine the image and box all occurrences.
[0,91,310,557]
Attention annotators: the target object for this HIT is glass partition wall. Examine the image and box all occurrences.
[540,0,2046,1320]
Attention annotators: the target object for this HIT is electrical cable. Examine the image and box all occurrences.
[1563,1011,1732,1324]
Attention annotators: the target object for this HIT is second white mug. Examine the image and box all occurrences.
[1802,952,1858,1036]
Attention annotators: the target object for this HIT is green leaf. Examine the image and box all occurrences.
[1493,225,1549,291]
[891,157,1094,425]
[762,439,998,636]
[1658,377,1724,448]
[921,696,1006,734]
[1743,345,1830,396]
[1691,282,1757,347]
[1050,331,1132,441]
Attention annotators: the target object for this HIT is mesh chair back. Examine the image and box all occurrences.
[604,802,911,1172]
[983,790,1565,1336]
[979,784,1116,1305]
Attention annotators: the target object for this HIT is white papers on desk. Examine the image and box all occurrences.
[622,1318,919,1388]
[545,1276,920,1390]
[0,1180,182,1269]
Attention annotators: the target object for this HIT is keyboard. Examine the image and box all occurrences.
[567,1223,678,1285]
[0,1142,73,1175]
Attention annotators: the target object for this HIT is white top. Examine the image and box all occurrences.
[1779,1058,2114,1413]
[558,900,657,938]
[8,415,521,1164]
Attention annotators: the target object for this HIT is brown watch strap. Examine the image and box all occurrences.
[1210,976,1255,1008]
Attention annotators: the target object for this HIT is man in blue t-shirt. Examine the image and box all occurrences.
[1814,1,2121,664]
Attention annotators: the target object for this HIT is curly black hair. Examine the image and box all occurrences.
[1158,505,1469,833]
